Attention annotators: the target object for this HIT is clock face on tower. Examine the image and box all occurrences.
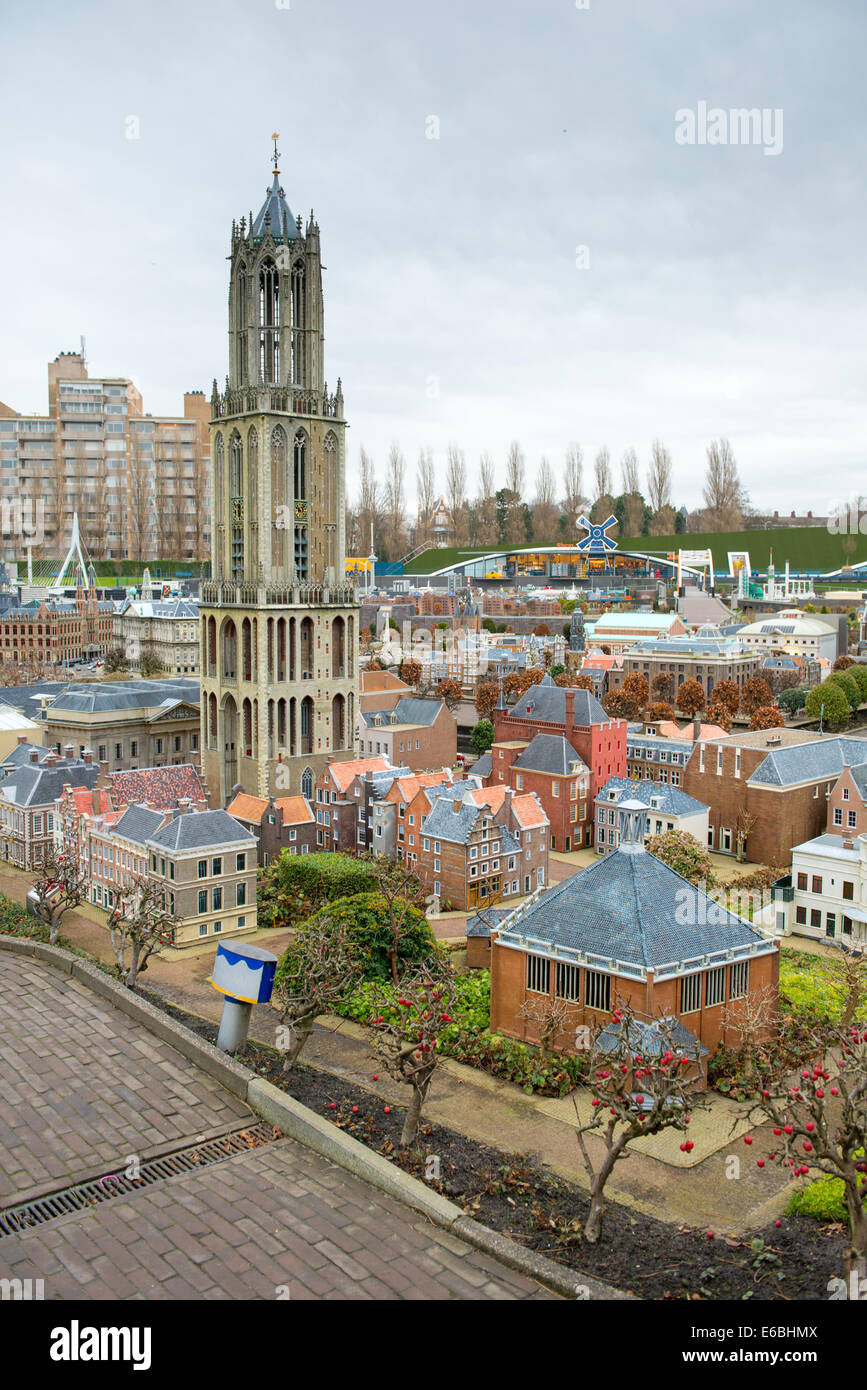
[295,500,308,522]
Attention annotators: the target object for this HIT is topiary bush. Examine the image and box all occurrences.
[787,1154,864,1225]
[277,891,436,985]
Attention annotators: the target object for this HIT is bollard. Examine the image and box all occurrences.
[210,941,278,1053]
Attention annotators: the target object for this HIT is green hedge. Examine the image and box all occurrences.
[334,969,584,1096]
[276,891,436,985]
[258,852,381,928]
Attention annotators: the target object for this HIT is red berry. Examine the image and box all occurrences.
[329,1102,336,1109]
[831,1088,839,1096]
[815,1089,824,1098]
[744,1136,753,1145]
[685,1140,694,1152]
[352,1106,358,1114]
[784,1125,793,1135]
[773,1128,782,1136]
[706,1231,714,1239]
[775,1220,782,1227]
[372,1075,378,1081]
[757,1160,765,1168]
[803,1142,813,1152]
[384,1106,391,1114]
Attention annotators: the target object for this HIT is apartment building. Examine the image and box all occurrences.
[416,785,549,910]
[487,733,591,851]
[43,678,201,772]
[0,583,114,666]
[0,747,98,867]
[112,598,200,675]
[147,808,257,948]
[359,697,457,772]
[225,791,315,864]
[0,351,210,564]
[681,730,858,863]
[608,636,760,701]
[594,778,709,854]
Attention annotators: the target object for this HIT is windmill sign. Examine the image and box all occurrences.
[576,515,618,554]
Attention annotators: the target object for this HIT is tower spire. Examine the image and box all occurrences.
[271,131,280,175]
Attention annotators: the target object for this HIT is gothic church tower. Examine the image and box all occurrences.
[200,140,359,804]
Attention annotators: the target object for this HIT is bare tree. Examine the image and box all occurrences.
[703,437,744,531]
[749,1022,867,1282]
[106,877,176,988]
[590,446,617,529]
[563,442,586,532]
[357,446,382,555]
[370,963,457,1146]
[720,983,779,1087]
[519,993,570,1061]
[191,444,210,562]
[383,443,408,560]
[28,845,87,945]
[474,451,498,547]
[445,443,468,545]
[592,446,612,501]
[647,439,676,535]
[532,455,558,543]
[574,1003,705,1242]
[272,916,360,1068]
[620,446,640,496]
[415,447,437,548]
[505,440,525,499]
[127,435,153,563]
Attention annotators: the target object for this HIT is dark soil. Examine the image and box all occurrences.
[143,989,848,1302]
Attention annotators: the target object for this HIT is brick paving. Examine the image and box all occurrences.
[0,956,249,1201]
[0,954,555,1299]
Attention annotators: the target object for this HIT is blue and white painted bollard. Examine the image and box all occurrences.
[210,941,278,1053]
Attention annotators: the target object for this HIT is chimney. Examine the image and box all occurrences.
[692,715,701,742]
[99,760,109,778]
[843,838,855,850]
[29,748,40,763]
[92,787,102,815]
[44,751,59,767]
[82,748,93,764]
[453,796,463,814]
[565,686,575,738]
[17,734,28,746]
[64,743,74,759]
[178,797,192,814]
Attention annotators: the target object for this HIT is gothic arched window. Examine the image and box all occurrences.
[271,425,287,569]
[291,263,305,385]
[229,432,243,579]
[293,430,308,581]
[301,766,313,800]
[258,258,280,384]
[247,427,258,527]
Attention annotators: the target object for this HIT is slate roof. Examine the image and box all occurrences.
[747,736,867,787]
[252,171,298,241]
[513,733,588,776]
[0,760,99,808]
[471,752,492,779]
[465,907,512,938]
[46,679,200,715]
[496,842,772,976]
[508,677,609,727]
[595,777,708,818]
[362,697,442,729]
[791,833,860,861]
[422,794,482,844]
[848,764,867,800]
[148,809,254,852]
[113,804,167,846]
[594,1016,707,1058]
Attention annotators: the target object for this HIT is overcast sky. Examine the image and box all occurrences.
[1,0,864,518]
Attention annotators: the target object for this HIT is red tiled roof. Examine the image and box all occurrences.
[108,764,205,810]
[226,793,313,826]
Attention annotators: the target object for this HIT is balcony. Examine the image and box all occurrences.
[201,579,358,609]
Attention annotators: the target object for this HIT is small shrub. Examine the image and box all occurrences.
[279,892,436,984]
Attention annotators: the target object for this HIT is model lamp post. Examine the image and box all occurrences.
[211,940,278,1053]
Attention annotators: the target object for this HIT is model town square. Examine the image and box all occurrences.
[0,0,864,1367]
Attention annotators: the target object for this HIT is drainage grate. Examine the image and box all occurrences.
[0,1122,280,1238]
